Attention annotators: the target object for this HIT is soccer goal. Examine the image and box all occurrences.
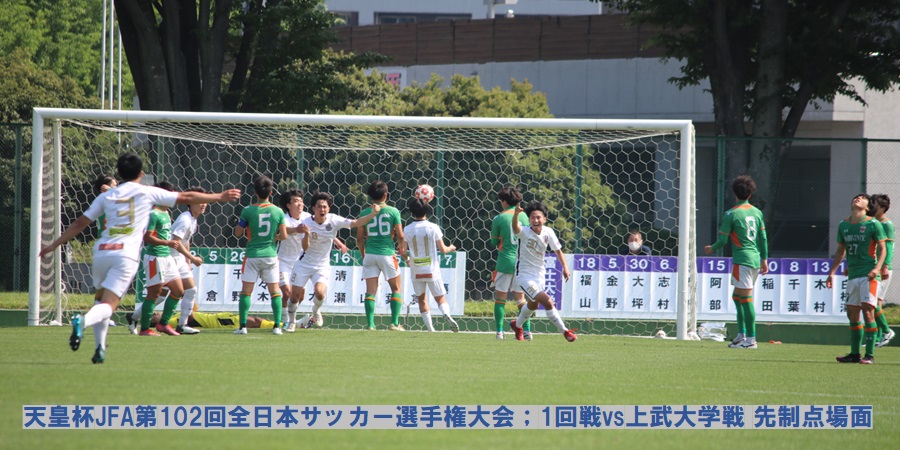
[29,108,698,339]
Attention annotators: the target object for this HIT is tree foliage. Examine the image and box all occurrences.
[115,0,349,112]
[0,0,107,98]
[604,0,900,214]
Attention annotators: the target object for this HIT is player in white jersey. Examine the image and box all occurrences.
[507,201,576,342]
[288,191,380,330]
[402,198,459,332]
[39,152,240,364]
[168,186,210,335]
[277,190,351,331]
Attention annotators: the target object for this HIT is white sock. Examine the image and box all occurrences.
[288,302,298,324]
[179,288,196,327]
[421,311,435,332]
[132,301,142,320]
[83,303,113,329]
[515,304,534,328]
[312,298,324,315]
[282,306,288,322]
[546,308,567,333]
[93,317,109,350]
[437,302,451,317]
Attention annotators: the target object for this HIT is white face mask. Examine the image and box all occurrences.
[628,241,642,252]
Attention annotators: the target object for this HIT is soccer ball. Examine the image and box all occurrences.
[414,184,435,202]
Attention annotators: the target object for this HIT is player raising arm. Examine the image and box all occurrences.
[39,152,240,364]
[507,200,576,342]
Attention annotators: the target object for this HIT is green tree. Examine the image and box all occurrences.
[604,0,900,211]
[0,0,107,98]
[115,0,345,112]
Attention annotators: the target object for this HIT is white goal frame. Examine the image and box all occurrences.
[29,108,697,339]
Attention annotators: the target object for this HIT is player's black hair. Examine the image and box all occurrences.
[93,174,116,194]
[279,189,304,211]
[155,181,177,192]
[524,201,549,220]
[253,175,274,199]
[732,175,756,200]
[497,186,523,206]
[116,152,143,181]
[408,198,433,218]
[872,193,891,214]
[367,180,388,201]
[185,186,208,194]
[309,191,334,207]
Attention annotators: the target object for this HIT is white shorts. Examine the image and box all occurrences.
[877,270,892,300]
[412,274,447,298]
[731,265,759,289]
[517,275,544,300]
[846,277,879,307]
[143,254,180,287]
[361,254,401,280]
[242,257,279,284]
[291,265,331,289]
[93,252,139,299]
[174,255,195,280]
[491,272,523,294]
[278,259,297,286]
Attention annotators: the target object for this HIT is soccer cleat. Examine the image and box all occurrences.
[314,311,324,327]
[69,313,84,351]
[298,314,313,329]
[835,353,861,363]
[729,333,744,346]
[155,323,181,336]
[285,322,297,333]
[126,315,138,335]
[176,325,200,335]
[523,331,533,341]
[366,326,377,331]
[91,345,105,364]
[509,320,524,341]
[876,329,895,348]
[233,327,248,335]
[563,329,578,342]
[447,317,459,333]
[860,355,875,365]
[496,331,504,340]
[728,339,745,348]
[388,324,405,331]
[739,340,758,349]
[139,329,160,336]
[272,327,283,335]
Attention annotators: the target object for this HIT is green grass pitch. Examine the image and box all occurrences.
[0,326,897,449]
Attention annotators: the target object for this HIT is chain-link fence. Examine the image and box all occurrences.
[0,123,30,292]
[696,136,900,301]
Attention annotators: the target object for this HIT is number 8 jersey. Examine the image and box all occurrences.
[710,199,768,269]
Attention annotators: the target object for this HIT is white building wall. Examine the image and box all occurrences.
[326,0,602,25]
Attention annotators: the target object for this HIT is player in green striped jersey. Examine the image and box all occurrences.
[871,194,895,347]
[357,180,406,330]
[827,194,887,364]
[490,187,530,340]
[704,175,769,349]
[233,175,288,335]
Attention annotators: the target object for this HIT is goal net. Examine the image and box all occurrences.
[30,109,697,339]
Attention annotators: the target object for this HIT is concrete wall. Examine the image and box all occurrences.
[326,0,602,25]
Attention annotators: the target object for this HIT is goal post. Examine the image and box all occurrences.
[29,108,697,339]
